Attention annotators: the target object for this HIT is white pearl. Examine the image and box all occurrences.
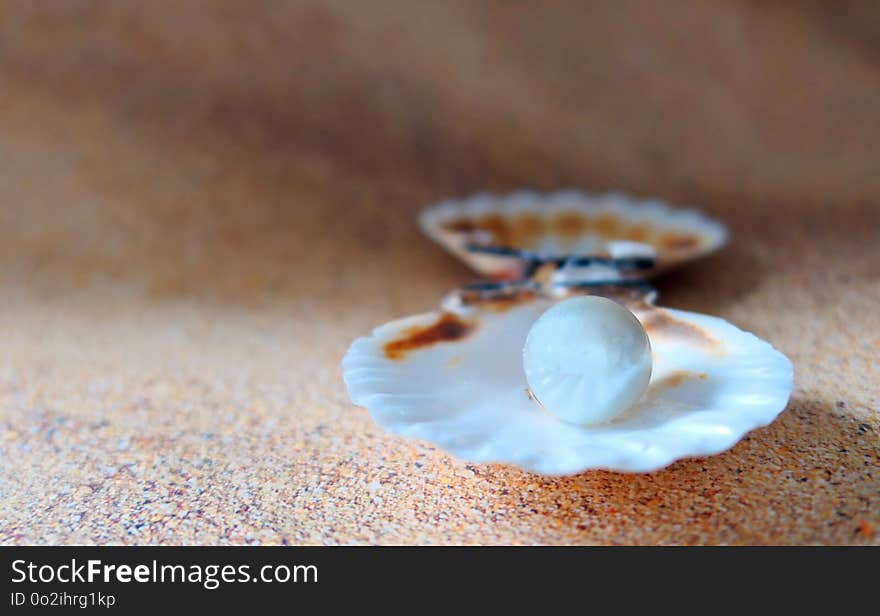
[523,296,652,425]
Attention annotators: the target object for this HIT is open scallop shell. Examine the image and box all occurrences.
[343,287,792,475]
[420,190,728,280]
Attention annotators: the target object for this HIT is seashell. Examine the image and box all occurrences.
[419,190,727,280]
[342,286,792,475]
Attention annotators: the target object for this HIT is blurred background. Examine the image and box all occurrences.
[2,0,879,298]
[0,1,877,544]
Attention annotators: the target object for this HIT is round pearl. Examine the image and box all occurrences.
[523,296,652,425]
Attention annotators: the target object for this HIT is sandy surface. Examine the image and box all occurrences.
[0,1,877,544]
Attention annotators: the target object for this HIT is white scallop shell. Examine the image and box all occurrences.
[419,190,728,280]
[343,290,792,475]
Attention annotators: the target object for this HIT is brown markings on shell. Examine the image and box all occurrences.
[443,219,478,233]
[449,287,539,312]
[384,313,474,360]
[622,224,650,242]
[663,369,709,388]
[510,213,545,245]
[660,232,701,251]
[443,212,703,256]
[641,308,719,350]
[550,211,586,239]
[442,215,505,243]
[594,213,621,236]
[480,289,538,312]
[477,214,510,245]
